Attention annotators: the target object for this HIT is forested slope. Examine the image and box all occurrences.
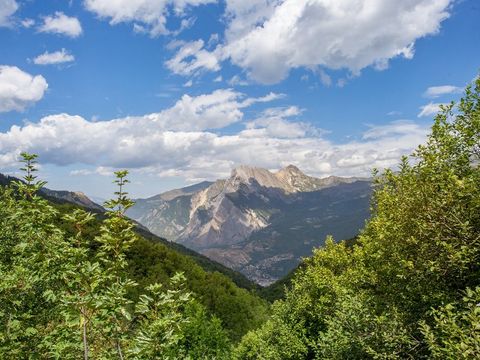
[234,78,480,359]
[0,173,268,353]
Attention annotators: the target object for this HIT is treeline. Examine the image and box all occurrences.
[234,78,480,358]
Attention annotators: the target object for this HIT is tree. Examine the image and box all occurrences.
[234,77,480,359]
[0,158,231,358]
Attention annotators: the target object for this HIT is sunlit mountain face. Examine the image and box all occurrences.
[127,165,372,285]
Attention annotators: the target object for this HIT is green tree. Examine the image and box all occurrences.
[234,77,480,359]
[0,158,231,358]
[421,287,480,359]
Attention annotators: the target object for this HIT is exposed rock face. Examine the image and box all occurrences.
[127,165,371,285]
[126,181,213,240]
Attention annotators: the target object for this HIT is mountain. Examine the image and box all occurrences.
[127,165,372,285]
[0,173,104,212]
[40,188,104,212]
[126,181,213,239]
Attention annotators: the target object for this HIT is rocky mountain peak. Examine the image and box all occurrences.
[275,164,306,181]
[280,164,303,174]
[229,164,353,194]
[230,165,285,190]
[127,165,372,285]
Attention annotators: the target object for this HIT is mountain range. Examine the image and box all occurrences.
[127,165,372,285]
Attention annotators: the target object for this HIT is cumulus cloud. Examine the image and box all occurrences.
[418,102,445,117]
[166,40,220,75]
[0,0,18,27]
[33,49,75,65]
[39,12,82,38]
[0,89,429,181]
[0,65,48,113]
[363,120,427,140]
[168,0,452,84]
[424,85,462,98]
[242,106,318,139]
[84,0,216,37]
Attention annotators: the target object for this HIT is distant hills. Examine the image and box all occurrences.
[127,165,372,285]
[0,173,104,212]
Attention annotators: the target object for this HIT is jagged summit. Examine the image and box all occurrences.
[230,165,286,190]
[228,164,365,194]
[278,164,303,174]
[127,165,372,285]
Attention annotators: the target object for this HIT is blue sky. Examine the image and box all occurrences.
[0,0,479,199]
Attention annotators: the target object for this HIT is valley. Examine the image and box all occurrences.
[127,165,372,285]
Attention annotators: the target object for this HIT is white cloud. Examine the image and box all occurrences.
[242,106,317,139]
[418,102,445,117]
[165,40,220,76]
[363,120,427,140]
[155,89,282,130]
[84,0,216,37]
[168,0,452,84]
[0,89,429,181]
[39,12,82,38]
[33,49,75,65]
[424,85,462,98]
[0,65,48,112]
[224,0,451,83]
[228,74,249,86]
[0,0,18,27]
[21,18,35,28]
[70,166,114,177]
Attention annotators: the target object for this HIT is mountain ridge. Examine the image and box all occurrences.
[128,165,372,285]
[0,173,104,212]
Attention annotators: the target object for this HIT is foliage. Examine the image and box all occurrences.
[234,77,480,359]
[421,287,480,359]
[259,237,357,303]
[0,160,230,358]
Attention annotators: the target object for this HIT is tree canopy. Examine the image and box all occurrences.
[234,77,480,359]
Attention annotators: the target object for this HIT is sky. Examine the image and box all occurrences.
[0,0,479,199]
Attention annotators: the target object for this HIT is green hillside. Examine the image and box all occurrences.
[0,173,268,344]
[52,201,268,343]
